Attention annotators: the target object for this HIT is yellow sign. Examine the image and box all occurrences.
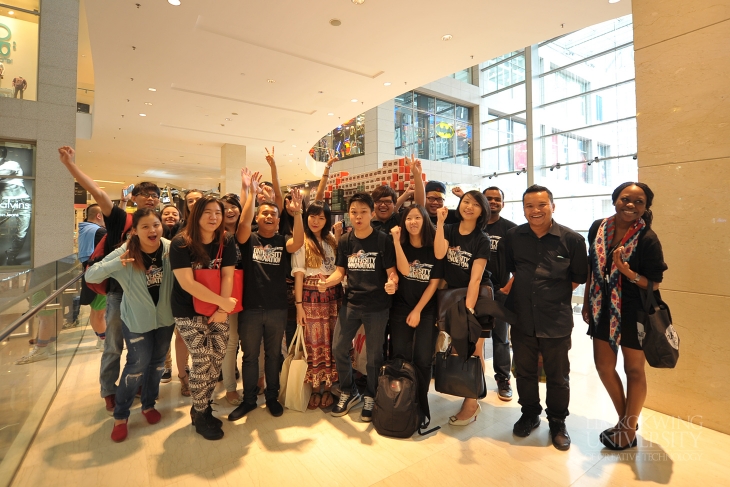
[436,121,454,139]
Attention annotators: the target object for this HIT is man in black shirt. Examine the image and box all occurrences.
[228,171,304,421]
[58,146,161,415]
[483,186,517,402]
[503,184,588,451]
[425,181,459,226]
[371,155,425,234]
[319,192,398,422]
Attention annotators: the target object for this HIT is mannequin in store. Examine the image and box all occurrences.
[0,147,32,265]
[12,76,27,99]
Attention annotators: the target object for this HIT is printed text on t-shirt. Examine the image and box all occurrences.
[405,260,434,282]
[446,246,472,269]
[348,251,378,271]
[253,245,283,265]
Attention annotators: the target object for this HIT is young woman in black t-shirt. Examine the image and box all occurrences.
[169,195,238,440]
[389,205,442,386]
[434,190,492,426]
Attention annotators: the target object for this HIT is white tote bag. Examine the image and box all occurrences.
[280,326,312,412]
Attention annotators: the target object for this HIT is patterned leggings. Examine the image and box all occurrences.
[174,316,229,413]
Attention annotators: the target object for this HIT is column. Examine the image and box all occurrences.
[633,0,730,433]
[220,144,246,195]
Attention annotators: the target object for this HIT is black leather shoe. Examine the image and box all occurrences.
[266,399,284,417]
[513,414,541,437]
[228,402,257,421]
[549,419,571,451]
[497,380,513,401]
[601,430,638,450]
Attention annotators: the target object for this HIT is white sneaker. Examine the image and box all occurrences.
[96,338,104,351]
[15,345,50,365]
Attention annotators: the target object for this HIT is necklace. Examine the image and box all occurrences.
[143,246,161,263]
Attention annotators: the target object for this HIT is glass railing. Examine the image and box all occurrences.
[0,255,85,487]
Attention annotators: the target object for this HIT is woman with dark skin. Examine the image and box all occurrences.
[582,182,667,450]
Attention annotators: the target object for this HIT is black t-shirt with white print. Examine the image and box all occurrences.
[141,245,163,306]
[486,217,517,289]
[336,229,396,311]
[169,234,238,319]
[394,241,443,313]
[240,232,291,310]
[442,223,492,288]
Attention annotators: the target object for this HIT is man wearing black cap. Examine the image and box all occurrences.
[425,181,459,226]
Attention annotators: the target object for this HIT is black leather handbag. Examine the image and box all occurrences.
[638,280,679,368]
[433,347,487,399]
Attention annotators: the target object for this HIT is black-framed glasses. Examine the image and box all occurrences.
[135,192,160,199]
[375,199,394,207]
[426,196,444,204]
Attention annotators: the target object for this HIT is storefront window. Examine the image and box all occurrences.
[0,139,35,267]
[0,2,40,101]
[310,114,365,162]
[395,90,472,165]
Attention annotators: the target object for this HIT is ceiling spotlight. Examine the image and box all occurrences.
[329,19,341,26]
[608,0,620,3]
[292,145,297,148]
[383,82,391,86]
[327,113,334,116]
[352,0,365,4]
[144,102,152,105]
[8,10,14,15]
[267,79,275,83]
[139,113,147,117]
[441,34,453,41]
[351,99,358,103]
[148,88,156,91]
[167,0,181,5]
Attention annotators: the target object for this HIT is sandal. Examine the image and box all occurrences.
[320,391,334,409]
[308,392,322,410]
[179,373,191,397]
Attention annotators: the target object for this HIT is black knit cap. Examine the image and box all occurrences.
[425,181,446,194]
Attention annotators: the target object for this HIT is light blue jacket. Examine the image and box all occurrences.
[86,238,174,333]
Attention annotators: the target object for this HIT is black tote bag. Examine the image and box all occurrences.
[433,346,487,399]
[637,280,679,368]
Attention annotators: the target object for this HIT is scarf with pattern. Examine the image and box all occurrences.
[589,215,645,353]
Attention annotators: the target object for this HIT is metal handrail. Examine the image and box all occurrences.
[0,271,85,342]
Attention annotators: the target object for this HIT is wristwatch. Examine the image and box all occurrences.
[630,272,641,284]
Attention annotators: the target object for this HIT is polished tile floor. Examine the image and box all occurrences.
[11,320,729,487]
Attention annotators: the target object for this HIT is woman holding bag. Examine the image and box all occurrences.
[582,182,667,450]
[170,195,238,440]
[434,190,492,426]
[85,208,175,443]
[292,200,343,409]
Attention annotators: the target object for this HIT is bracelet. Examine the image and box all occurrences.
[295,301,303,304]
[630,272,641,284]
[293,211,303,216]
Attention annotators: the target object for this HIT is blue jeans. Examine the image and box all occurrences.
[333,305,389,398]
[114,323,174,420]
[100,292,124,398]
[239,308,287,404]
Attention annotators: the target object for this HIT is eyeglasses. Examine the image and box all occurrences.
[136,192,160,199]
[426,196,444,204]
[375,200,394,207]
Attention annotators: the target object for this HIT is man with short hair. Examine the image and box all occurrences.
[371,155,425,234]
[58,146,162,415]
[425,181,459,226]
[76,204,108,349]
[503,184,588,451]
[483,186,517,401]
[319,192,398,422]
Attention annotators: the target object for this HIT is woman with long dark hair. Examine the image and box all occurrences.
[434,190,492,426]
[389,205,442,386]
[85,208,175,442]
[169,195,238,440]
[292,200,342,409]
[582,182,667,450]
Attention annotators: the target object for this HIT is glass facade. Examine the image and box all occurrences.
[395,90,473,166]
[480,14,638,234]
[310,114,365,162]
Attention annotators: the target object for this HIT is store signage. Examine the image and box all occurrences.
[436,121,454,139]
[0,23,14,61]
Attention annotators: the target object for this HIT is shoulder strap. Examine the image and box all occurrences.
[121,213,134,243]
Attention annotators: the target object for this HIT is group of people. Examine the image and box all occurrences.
[49,144,666,452]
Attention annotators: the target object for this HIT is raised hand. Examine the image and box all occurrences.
[390,226,401,242]
[408,153,422,177]
[219,297,238,314]
[436,206,448,224]
[119,249,134,267]
[333,220,343,240]
[58,146,76,166]
[251,171,262,195]
[261,184,274,202]
[286,187,303,214]
[451,186,464,198]
[326,149,339,168]
[264,146,276,167]
[385,272,398,295]
[241,168,253,191]
[317,277,327,293]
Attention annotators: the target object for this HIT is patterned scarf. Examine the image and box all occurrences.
[589,215,645,353]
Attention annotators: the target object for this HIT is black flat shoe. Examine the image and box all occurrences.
[601,431,638,450]
[228,402,257,421]
[600,423,639,442]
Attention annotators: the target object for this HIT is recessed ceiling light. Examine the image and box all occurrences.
[442,34,453,41]
[290,129,295,131]
[327,113,334,116]
[292,145,297,147]
[8,10,14,15]
[383,82,391,86]
[329,19,341,26]
[148,88,156,91]
[608,0,620,3]
[288,153,293,156]
[352,0,365,4]
[318,91,323,94]
[139,113,146,117]
[168,0,181,5]
[144,102,152,105]
[267,79,275,83]
[225,118,232,121]
[351,99,358,103]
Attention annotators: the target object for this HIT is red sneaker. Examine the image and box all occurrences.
[142,408,162,425]
[111,420,128,442]
[104,394,116,416]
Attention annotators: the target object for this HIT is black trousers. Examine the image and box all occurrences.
[511,328,571,421]
[389,304,437,386]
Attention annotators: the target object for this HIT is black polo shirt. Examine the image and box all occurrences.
[503,221,588,338]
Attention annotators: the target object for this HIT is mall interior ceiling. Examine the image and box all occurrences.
[76,0,631,192]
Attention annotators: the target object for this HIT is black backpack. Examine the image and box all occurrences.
[373,358,440,438]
